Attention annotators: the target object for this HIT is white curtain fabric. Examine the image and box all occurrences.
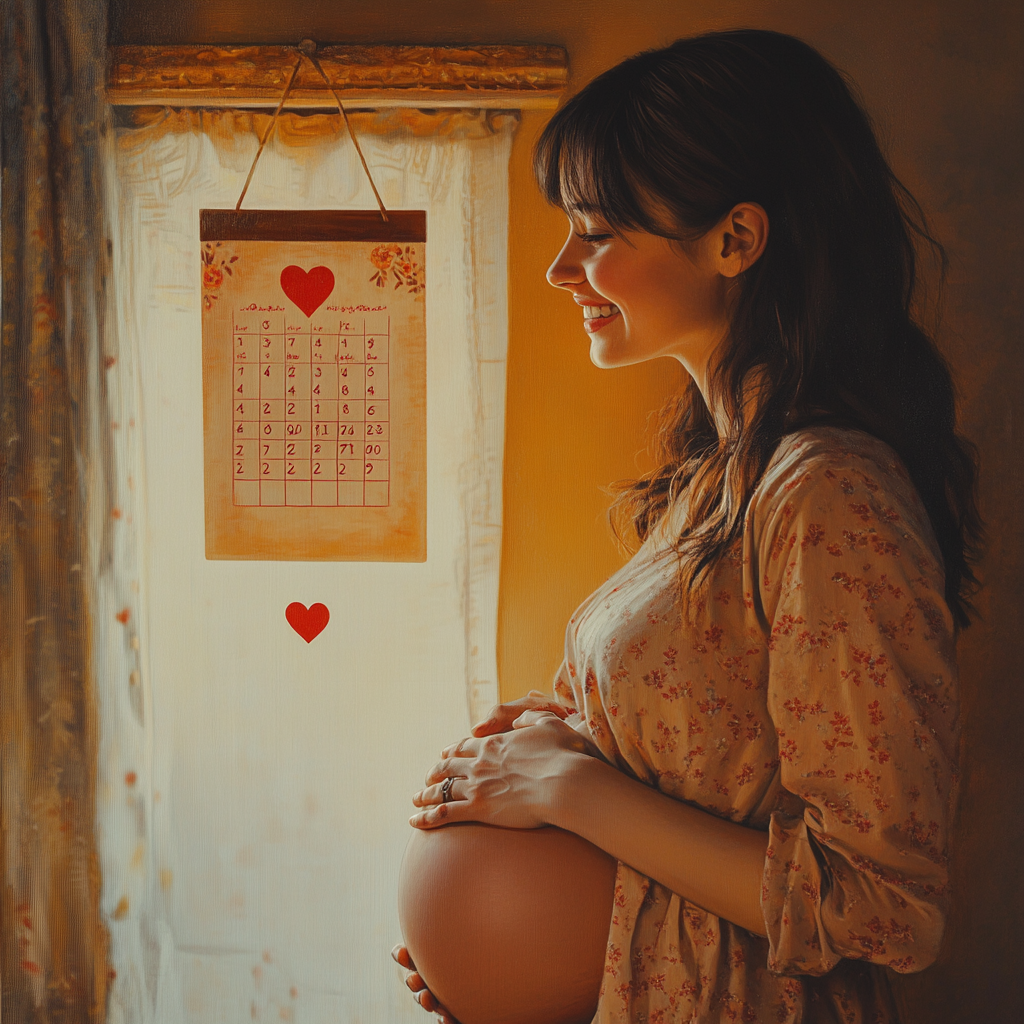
[98,107,517,1024]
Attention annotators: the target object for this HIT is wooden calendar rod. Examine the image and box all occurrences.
[106,44,568,109]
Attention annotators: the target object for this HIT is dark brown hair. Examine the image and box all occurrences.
[535,29,982,628]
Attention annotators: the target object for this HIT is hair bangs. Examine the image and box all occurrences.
[534,88,659,234]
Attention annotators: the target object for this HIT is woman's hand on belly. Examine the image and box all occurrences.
[409,711,597,831]
[391,943,461,1023]
[470,689,577,737]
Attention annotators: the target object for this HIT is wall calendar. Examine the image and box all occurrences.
[201,209,426,561]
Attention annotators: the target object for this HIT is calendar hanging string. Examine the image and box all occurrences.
[235,39,389,222]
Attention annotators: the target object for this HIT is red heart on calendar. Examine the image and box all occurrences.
[280,265,335,318]
[285,602,330,643]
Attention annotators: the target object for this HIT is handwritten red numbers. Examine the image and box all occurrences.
[232,311,390,507]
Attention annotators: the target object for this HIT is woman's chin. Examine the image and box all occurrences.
[588,337,638,370]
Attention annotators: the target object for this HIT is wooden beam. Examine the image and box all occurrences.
[107,44,568,109]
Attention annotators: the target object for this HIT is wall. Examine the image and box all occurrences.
[111,2,1024,1020]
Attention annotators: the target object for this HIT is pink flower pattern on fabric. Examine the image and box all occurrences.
[553,428,958,1024]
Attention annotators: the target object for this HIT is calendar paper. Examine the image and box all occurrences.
[201,210,426,560]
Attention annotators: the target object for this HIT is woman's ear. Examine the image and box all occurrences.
[714,203,769,277]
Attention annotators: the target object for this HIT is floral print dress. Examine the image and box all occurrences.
[553,428,958,1024]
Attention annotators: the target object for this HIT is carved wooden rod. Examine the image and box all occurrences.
[107,44,568,109]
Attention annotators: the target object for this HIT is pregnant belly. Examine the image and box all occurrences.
[398,823,618,1024]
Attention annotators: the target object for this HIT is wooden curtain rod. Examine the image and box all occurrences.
[107,44,568,109]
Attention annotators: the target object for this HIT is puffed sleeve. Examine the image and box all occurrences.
[752,440,959,976]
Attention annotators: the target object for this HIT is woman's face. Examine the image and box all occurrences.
[545,208,733,380]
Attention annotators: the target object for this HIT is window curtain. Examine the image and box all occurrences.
[105,106,517,1023]
[1,0,113,1020]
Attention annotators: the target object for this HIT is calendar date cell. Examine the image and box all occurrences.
[260,364,286,394]
[338,335,365,361]
[285,365,310,397]
[285,335,310,361]
[338,400,365,421]
[234,367,259,398]
[338,481,364,506]
[311,369,338,399]
[338,459,364,480]
[260,337,285,363]
[312,481,338,505]
[365,335,389,362]
[260,481,285,506]
[311,335,338,363]
[233,481,260,506]
[311,459,337,480]
[285,481,312,506]
[286,400,311,421]
[364,481,389,506]
[284,440,310,460]
[312,400,338,420]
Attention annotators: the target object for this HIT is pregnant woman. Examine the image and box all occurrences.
[394,29,980,1024]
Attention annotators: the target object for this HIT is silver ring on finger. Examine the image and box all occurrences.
[441,776,459,803]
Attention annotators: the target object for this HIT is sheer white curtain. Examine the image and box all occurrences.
[98,107,517,1024]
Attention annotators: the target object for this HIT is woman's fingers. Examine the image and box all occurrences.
[471,692,574,737]
[392,944,460,1021]
[425,754,477,786]
[415,989,460,1022]
[412,777,467,807]
[391,944,415,970]
[404,972,428,993]
[511,709,562,729]
[438,737,476,759]
[410,791,475,828]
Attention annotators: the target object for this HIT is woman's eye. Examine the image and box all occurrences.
[576,233,613,244]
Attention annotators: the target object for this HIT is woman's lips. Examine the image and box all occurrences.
[581,303,621,333]
[583,311,621,333]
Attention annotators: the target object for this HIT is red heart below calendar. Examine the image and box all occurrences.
[280,265,335,318]
[286,602,330,643]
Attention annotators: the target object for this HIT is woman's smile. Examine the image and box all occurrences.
[580,301,621,333]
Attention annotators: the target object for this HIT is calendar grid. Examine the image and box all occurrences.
[232,311,391,507]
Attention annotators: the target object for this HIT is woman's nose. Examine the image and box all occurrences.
[546,236,585,290]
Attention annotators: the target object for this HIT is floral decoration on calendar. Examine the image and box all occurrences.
[201,242,238,309]
[369,243,423,295]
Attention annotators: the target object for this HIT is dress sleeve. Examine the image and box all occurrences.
[753,447,959,976]
[552,658,579,711]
